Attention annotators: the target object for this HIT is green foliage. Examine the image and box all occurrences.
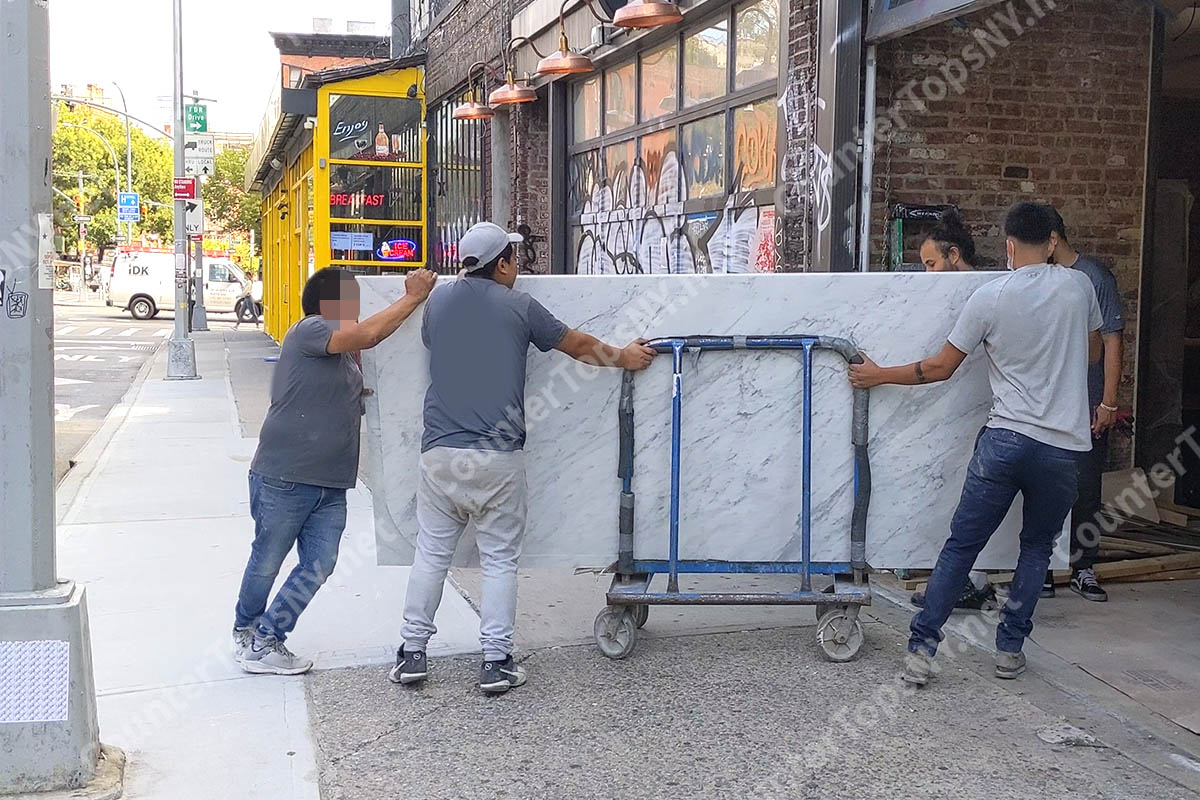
[53,102,174,252]
[206,147,261,244]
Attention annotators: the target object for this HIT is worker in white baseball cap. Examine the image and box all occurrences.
[390,221,656,693]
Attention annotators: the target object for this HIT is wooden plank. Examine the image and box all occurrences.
[1099,537,1178,557]
[1157,506,1191,527]
[1108,567,1200,584]
[1095,552,1200,580]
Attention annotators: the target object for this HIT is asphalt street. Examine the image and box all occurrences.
[52,298,239,482]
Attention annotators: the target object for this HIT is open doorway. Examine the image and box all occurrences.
[1139,3,1200,509]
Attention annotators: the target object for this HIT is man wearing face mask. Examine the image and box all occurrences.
[390,222,656,694]
[849,202,1102,686]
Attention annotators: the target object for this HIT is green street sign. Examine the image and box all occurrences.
[185,104,207,133]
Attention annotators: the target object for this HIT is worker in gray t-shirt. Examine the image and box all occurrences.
[233,266,436,676]
[1046,206,1125,603]
[390,221,656,694]
[849,202,1102,687]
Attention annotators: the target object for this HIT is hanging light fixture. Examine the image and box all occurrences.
[612,0,683,27]
[452,61,495,120]
[489,38,543,106]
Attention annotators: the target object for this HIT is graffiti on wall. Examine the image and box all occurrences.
[570,99,778,275]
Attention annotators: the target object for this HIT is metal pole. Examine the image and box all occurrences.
[112,82,134,246]
[857,45,877,274]
[0,0,103,789]
[168,0,198,379]
[77,169,87,298]
[192,237,208,330]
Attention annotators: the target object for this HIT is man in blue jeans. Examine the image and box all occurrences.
[850,202,1102,686]
[232,266,436,675]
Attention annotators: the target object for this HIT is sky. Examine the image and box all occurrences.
[50,0,392,135]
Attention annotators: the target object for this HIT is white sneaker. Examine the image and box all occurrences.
[232,627,255,662]
[241,635,313,675]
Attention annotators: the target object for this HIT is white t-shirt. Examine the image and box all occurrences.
[948,264,1102,452]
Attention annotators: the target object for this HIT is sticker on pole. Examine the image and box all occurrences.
[38,212,55,289]
[0,640,71,723]
[173,177,197,200]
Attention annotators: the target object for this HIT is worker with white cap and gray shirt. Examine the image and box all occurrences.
[390,221,656,693]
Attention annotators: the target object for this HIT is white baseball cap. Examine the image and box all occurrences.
[459,222,523,269]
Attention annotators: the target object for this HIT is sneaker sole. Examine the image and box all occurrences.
[480,677,527,693]
[388,667,428,685]
[1069,585,1108,602]
[901,673,928,687]
[995,665,1026,679]
[241,660,313,676]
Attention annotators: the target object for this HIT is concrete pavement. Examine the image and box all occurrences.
[55,329,481,800]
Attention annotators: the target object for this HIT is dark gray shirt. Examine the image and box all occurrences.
[251,315,363,489]
[421,276,568,453]
[1072,254,1124,409]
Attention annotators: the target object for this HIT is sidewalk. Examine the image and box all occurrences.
[55,330,481,800]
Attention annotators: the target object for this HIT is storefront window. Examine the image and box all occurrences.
[684,23,728,107]
[570,150,601,215]
[328,94,422,162]
[605,140,636,205]
[574,76,602,142]
[733,98,777,190]
[329,222,424,264]
[683,114,725,199]
[639,128,679,203]
[735,0,779,90]
[605,63,636,133]
[640,43,678,122]
[328,164,423,221]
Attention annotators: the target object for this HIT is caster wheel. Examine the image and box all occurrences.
[632,604,649,629]
[815,583,838,621]
[816,609,864,663]
[594,606,638,659]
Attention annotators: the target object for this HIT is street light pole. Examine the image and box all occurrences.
[111,82,134,246]
[0,0,104,791]
[61,122,122,209]
[167,0,198,379]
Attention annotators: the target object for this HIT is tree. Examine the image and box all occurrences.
[205,147,261,245]
[52,102,174,254]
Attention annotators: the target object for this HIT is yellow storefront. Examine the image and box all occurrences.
[252,62,427,342]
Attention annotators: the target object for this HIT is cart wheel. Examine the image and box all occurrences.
[816,609,865,662]
[594,606,638,659]
[815,583,839,621]
[632,604,650,629]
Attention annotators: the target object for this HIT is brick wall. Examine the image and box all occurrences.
[508,100,552,273]
[870,0,1152,465]
[779,0,819,271]
[424,0,510,101]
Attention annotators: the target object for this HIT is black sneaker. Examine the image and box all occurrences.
[387,646,427,685]
[1041,571,1056,598]
[911,582,996,611]
[1070,568,1108,602]
[479,656,526,694]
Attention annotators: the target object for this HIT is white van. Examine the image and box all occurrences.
[108,252,248,320]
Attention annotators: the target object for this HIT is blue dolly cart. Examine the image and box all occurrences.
[593,335,873,662]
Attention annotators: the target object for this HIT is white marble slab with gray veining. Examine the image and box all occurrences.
[361,273,1069,570]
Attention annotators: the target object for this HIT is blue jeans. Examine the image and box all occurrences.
[910,427,1079,656]
[234,471,347,641]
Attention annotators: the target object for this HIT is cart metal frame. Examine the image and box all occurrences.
[593,335,873,662]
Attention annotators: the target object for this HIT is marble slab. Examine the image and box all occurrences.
[361,273,1070,570]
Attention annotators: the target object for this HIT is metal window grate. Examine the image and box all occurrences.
[431,90,487,275]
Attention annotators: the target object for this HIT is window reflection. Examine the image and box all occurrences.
[684,23,728,107]
[733,98,777,190]
[735,0,779,90]
[640,43,678,122]
[574,76,601,141]
[606,63,636,133]
[683,115,725,199]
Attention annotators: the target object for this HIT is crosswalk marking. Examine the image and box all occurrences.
[154,329,171,338]
[116,328,139,337]
[84,327,109,337]
[55,326,78,335]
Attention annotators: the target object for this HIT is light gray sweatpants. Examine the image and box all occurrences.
[400,446,527,661]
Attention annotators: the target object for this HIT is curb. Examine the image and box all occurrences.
[55,342,162,525]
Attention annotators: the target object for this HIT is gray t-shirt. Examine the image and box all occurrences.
[421,276,568,453]
[1072,254,1124,409]
[251,315,364,489]
[948,264,1103,452]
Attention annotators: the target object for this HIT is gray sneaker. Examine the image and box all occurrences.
[232,626,255,662]
[479,656,526,694]
[995,650,1026,679]
[241,635,314,675]
[902,651,936,686]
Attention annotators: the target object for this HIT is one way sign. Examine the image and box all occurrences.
[185,199,204,236]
